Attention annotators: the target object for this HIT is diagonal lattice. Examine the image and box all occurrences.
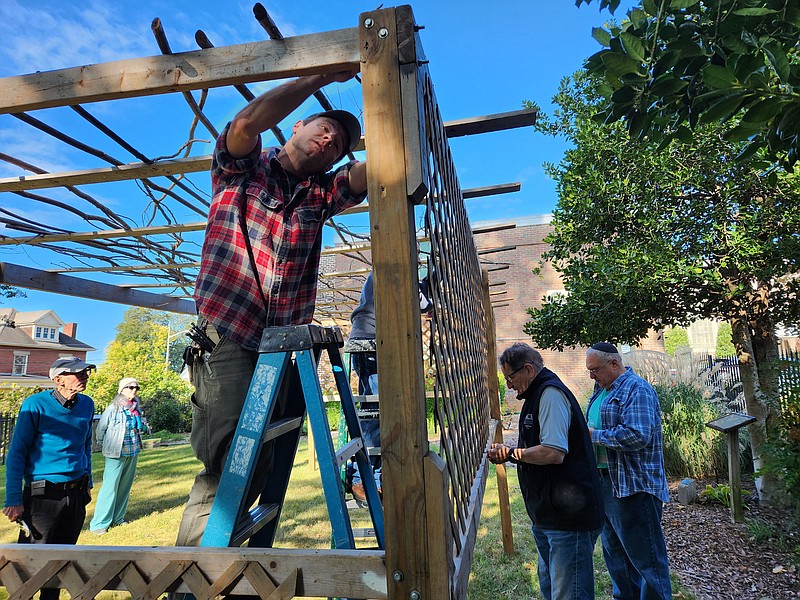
[416,64,491,558]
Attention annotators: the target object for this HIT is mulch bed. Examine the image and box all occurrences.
[499,418,800,599]
[663,478,799,600]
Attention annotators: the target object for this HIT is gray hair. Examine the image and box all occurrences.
[586,347,624,366]
[499,343,544,372]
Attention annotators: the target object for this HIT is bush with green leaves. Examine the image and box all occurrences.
[700,483,750,509]
[656,382,727,478]
[140,390,192,433]
[757,368,800,514]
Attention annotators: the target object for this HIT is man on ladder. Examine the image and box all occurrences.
[176,69,368,548]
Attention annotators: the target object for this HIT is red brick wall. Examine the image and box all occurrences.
[0,348,87,377]
[326,215,665,405]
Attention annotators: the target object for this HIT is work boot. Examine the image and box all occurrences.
[351,482,367,503]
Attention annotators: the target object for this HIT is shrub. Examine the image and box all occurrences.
[140,391,192,433]
[656,382,727,478]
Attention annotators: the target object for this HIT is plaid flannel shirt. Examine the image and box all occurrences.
[587,367,670,502]
[195,124,367,350]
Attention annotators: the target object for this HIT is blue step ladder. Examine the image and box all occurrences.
[200,324,385,550]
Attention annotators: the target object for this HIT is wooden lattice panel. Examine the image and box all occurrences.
[0,545,386,599]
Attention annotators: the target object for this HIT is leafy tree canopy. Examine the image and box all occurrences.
[715,321,736,356]
[86,308,192,411]
[525,70,800,350]
[576,0,800,165]
[664,326,691,355]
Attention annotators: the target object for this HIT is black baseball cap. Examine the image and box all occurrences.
[306,110,361,157]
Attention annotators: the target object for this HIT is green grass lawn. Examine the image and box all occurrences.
[0,440,690,599]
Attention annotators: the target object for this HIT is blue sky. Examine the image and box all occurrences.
[0,0,630,363]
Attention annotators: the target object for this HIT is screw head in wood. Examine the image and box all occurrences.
[364,18,374,28]
[378,28,389,38]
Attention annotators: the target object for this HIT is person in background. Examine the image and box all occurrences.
[585,342,672,600]
[344,270,432,502]
[2,357,95,600]
[489,343,603,600]
[90,377,148,534]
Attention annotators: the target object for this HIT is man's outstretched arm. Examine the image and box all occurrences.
[227,70,358,158]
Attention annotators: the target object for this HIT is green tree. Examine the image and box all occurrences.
[0,285,25,302]
[664,326,691,356]
[525,70,800,503]
[715,321,736,357]
[576,0,800,165]
[115,307,193,372]
[85,308,191,415]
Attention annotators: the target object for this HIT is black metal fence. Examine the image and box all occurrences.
[706,348,800,413]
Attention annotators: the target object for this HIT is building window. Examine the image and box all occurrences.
[34,326,58,340]
[13,353,29,376]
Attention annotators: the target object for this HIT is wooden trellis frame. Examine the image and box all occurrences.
[0,5,513,599]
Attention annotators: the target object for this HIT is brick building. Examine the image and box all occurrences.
[325,213,665,403]
[0,309,95,388]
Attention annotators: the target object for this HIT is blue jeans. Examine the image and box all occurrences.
[599,475,672,600]
[531,526,600,600]
[350,352,381,488]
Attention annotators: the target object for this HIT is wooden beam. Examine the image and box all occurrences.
[0,157,212,192]
[0,110,531,192]
[50,262,200,274]
[0,263,196,314]
[0,29,360,113]
[361,7,430,599]
[477,245,516,255]
[462,183,520,199]
[472,222,516,235]
[0,222,206,246]
[442,108,537,138]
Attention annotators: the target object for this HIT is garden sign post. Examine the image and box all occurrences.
[706,413,757,523]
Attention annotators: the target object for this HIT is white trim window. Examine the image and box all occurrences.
[13,352,29,375]
[34,326,58,340]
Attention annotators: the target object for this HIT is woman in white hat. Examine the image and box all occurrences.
[89,377,147,534]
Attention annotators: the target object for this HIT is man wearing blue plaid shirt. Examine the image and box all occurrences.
[585,342,671,600]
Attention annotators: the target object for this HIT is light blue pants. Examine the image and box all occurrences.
[90,454,138,531]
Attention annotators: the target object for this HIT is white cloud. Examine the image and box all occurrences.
[0,0,156,76]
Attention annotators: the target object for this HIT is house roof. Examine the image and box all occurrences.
[0,309,95,352]
[13,310,64,328]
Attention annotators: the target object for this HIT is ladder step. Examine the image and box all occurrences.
[231,502,281,547]
[264,416,304,442]
[352,527,378,538]
[335,438,364,468]
[353,394,379,404]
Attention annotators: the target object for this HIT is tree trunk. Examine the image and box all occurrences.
[730,314,784,505]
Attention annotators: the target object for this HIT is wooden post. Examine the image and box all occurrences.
[481,270,514,554]
[361,7,430,599]
[727,429,743,523]
[706,413,756,524]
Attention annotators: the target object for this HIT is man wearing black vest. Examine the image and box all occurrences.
[489,343,603,600]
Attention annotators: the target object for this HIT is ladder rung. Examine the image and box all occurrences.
[231,502,281,547]
[353,394,380,404]
[367,447,381,456]
[335,438,364,468]
[352,527,378,538]
[356,410,380,418]
[264,416,304,442]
